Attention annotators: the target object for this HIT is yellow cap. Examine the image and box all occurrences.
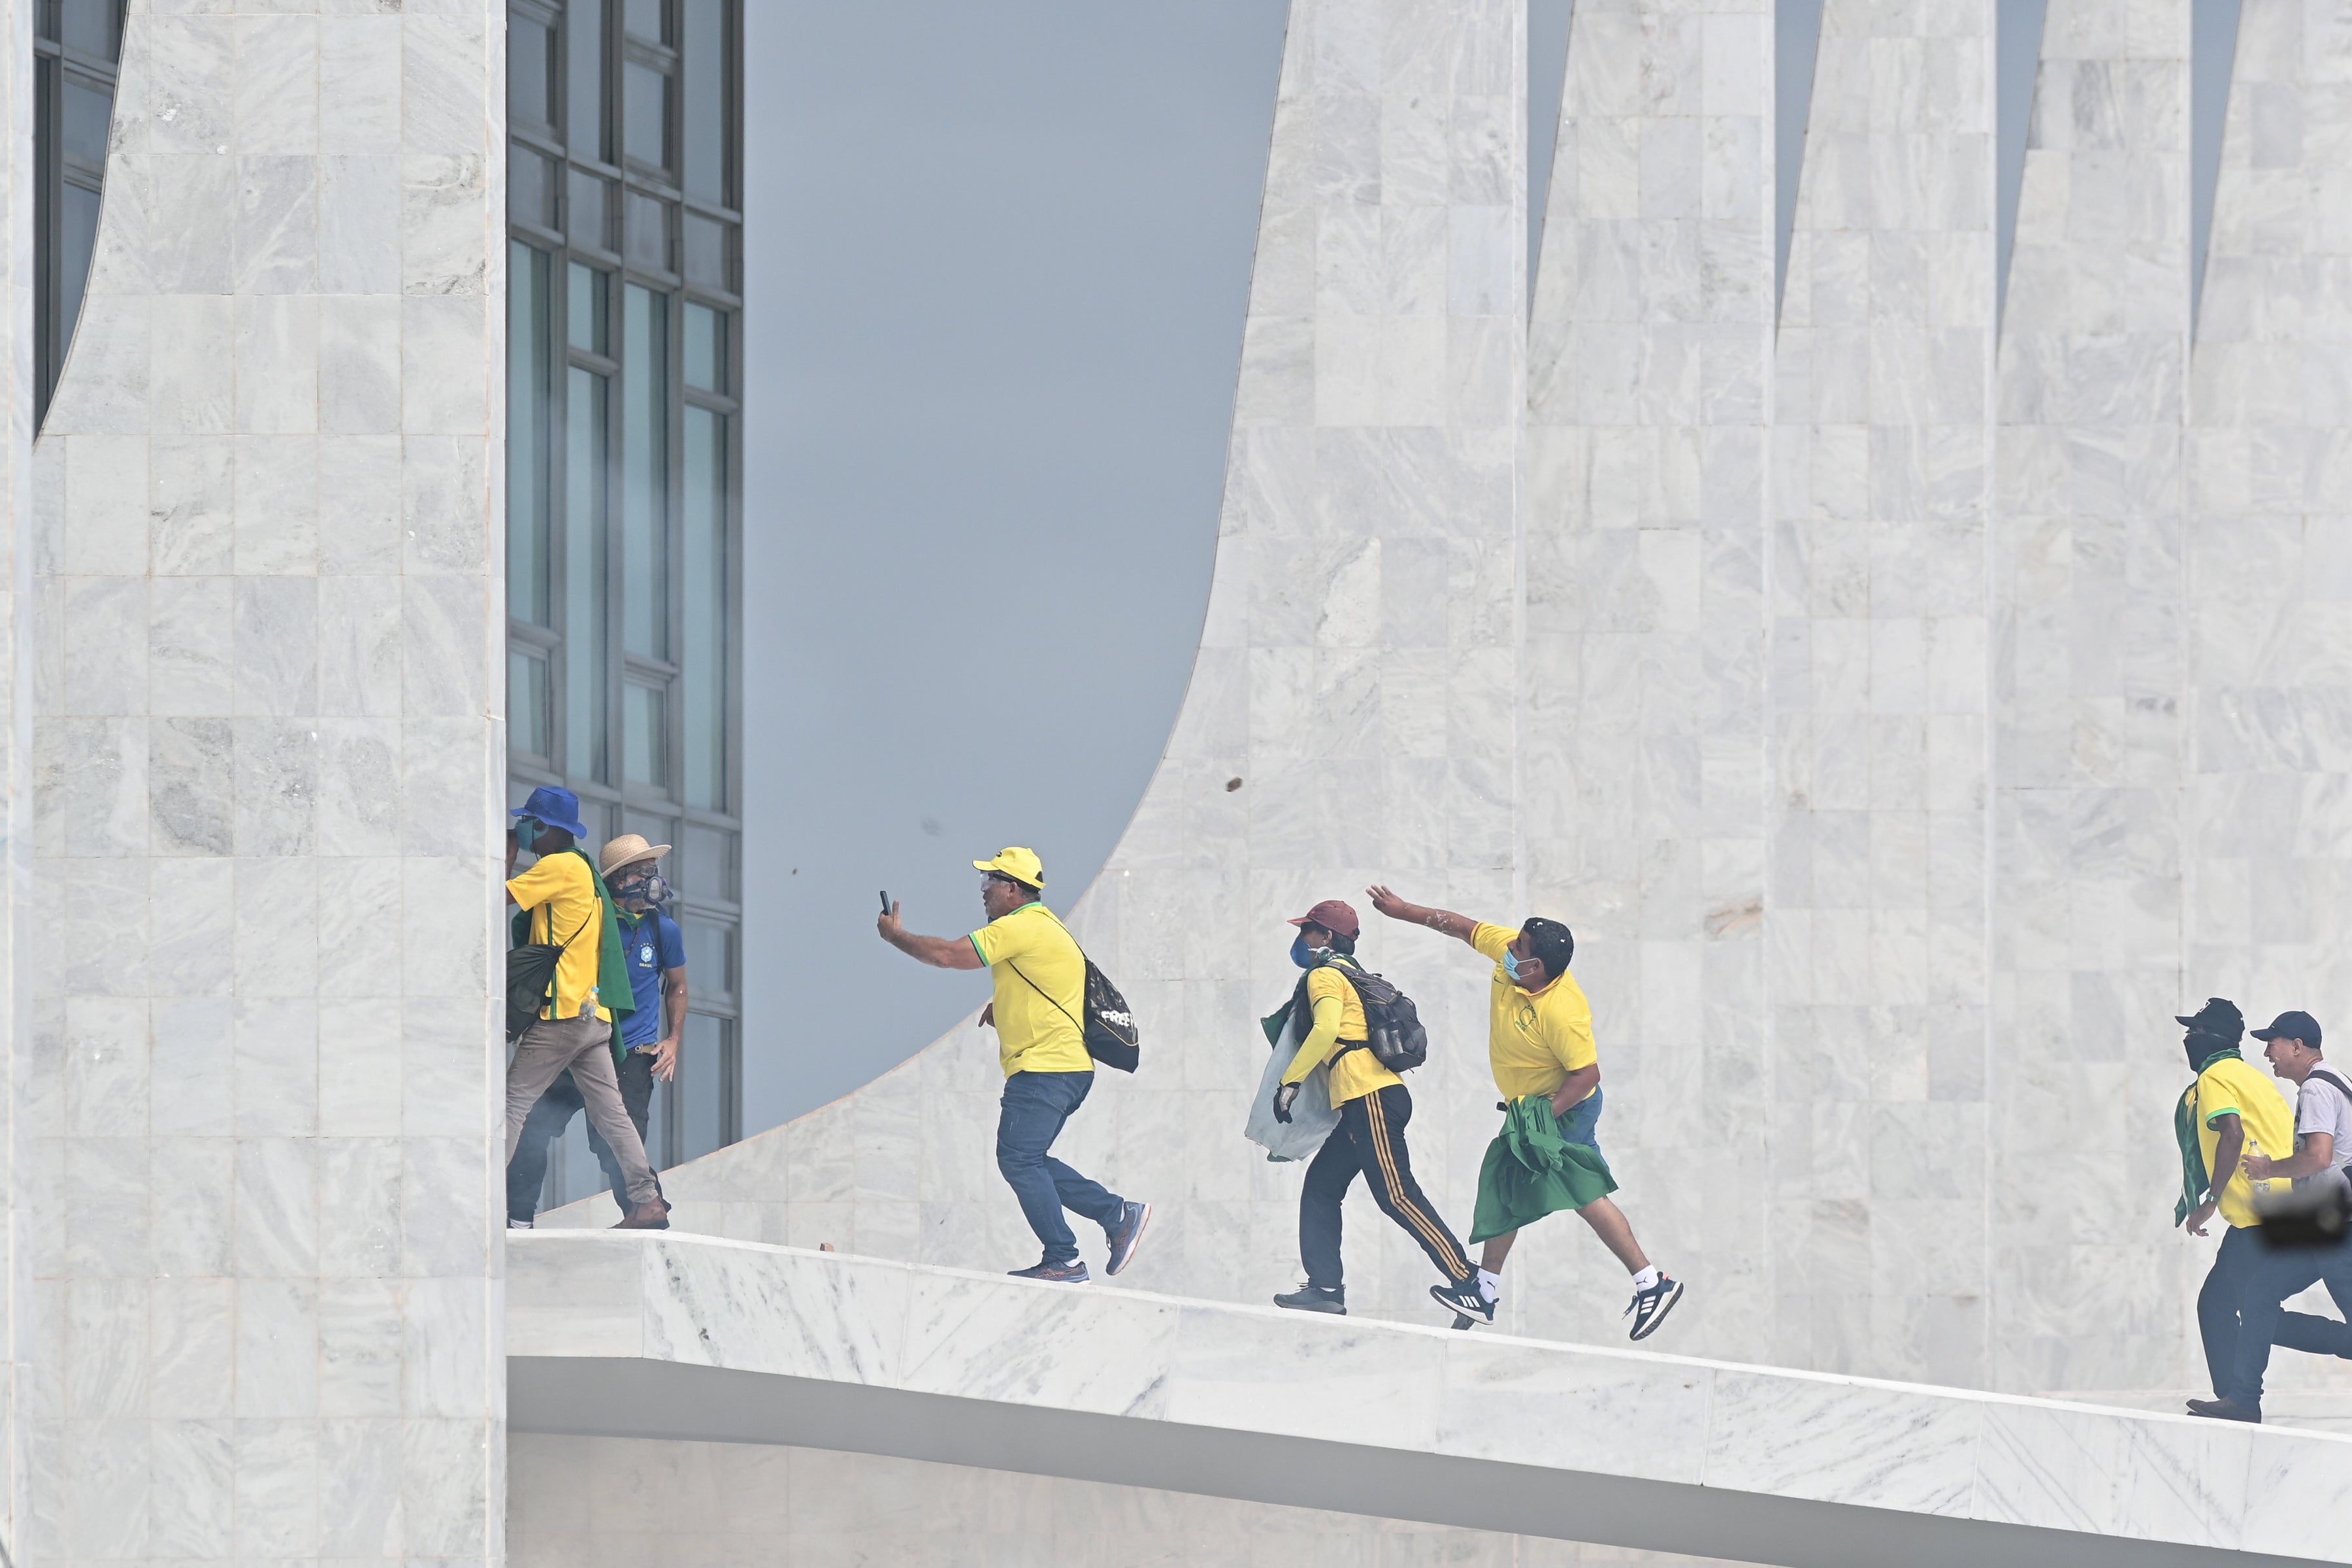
[972,846,1045,889]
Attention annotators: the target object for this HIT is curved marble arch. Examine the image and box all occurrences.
[564,0,2352,1420]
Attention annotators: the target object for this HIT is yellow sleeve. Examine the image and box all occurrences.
[968,911,1026,968]
[505,854,568,911]
[1470,921,1514,964]
[2197,1067,2245,1126]
[1281,995,1347,1086]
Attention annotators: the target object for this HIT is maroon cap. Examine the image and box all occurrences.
[1287,900,1360,941]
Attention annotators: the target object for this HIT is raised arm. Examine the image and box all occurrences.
[877,901,986,970]
[1366,885,1481,947]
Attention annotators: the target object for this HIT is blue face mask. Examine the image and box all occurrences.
[1290,934,1321,969]
[1501,946,1526,983]
[514,817,541,852]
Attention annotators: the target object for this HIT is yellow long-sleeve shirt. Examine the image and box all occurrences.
[1279,959,1403,1108]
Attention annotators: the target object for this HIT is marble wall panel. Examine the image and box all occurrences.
[1991,0,2193,1396]
[0,3,26,1559]
[1772,0,1997,1384]
[507,1432,1753,1568]
[27,1,508,1562]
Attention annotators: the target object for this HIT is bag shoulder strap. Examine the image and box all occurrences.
[526,850,598,950]
[1005,958,1087,1037]
[2310,1068,2352,1109]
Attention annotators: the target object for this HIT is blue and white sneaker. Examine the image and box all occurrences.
[1429,1278,1496,1325]
[1625,1274,1684,1340]
[1104,1200,1152,1276]
[1008,1259,1090,1284]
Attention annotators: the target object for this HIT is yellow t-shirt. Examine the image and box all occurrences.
[968,902,1095,1077]
[1279,960,1403,1109]
[1471,921,1595,1104]
[2195,1055,2297,1228]
[506,850,612,1023]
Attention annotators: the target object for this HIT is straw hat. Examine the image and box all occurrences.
[599,833,670,877]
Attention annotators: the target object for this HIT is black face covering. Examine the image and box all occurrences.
[2178,997,2245,1074]
[2184,1029,2241,1075]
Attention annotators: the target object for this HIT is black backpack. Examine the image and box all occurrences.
[1294,958,1428,1073]
[507,905,591,1041]
[1010,953,1141,1073]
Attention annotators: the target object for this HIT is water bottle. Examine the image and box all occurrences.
[2248,1132,2277,1197]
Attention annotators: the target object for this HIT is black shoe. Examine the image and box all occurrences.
[1625,1274,1684,1341]
[1430,1279,1495,1324]
[1104,1200,1152,1276]
[2186,1396,2261,1423]
[1273,1284,1345,1314]
[1008,1259,1090,1284]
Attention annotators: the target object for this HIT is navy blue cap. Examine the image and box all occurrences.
[2253,1011,2325,1051]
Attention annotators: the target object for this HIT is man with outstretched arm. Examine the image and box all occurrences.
[877,847,1151,1283]
[1367,885,1684,1339]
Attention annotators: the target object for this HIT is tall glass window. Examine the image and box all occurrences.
[35,0,127,425]
[507,0,743,1205]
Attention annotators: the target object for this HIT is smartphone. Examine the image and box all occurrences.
[879,890,890,915]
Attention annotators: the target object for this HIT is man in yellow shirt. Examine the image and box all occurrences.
[502,786,668,1230]
[1370,885,1683,1339]
[1266,900,1477,1315]
[2172,997,2298,1405]
[879,847,1150,1283]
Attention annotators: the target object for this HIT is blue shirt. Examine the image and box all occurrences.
[615,909,685,1048]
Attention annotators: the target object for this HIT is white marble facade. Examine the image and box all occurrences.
[23,2,508,1564]
[573,0,2352,1423]
[10,0,2352,1560]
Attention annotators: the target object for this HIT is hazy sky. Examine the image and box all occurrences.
[738,4,1290,1130]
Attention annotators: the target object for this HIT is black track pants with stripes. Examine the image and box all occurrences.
[1299,1082,1473,1291]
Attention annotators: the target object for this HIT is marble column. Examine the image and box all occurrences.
[1991,0,2190,1395]
[1769,1,1997,1384]
[2178,0,2352,1401]
[0,0,29,1560]
[1518,0,1774,1360]
[24,4,508,1561]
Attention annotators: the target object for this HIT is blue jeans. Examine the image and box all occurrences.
[1559,1086,1604,1149]
[2229,1230,2352,1409]
[997,1070,1122,1265]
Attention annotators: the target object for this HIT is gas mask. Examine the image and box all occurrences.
[614,870,670,909]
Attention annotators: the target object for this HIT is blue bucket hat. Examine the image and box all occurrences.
[511,784,588,841]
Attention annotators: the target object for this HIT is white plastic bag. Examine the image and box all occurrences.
[1244,1010,1340,1161]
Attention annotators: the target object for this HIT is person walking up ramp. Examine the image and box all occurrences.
[878,847,1151,1283]
[1368,886,1683,1338]
[1265,900,1478,1316]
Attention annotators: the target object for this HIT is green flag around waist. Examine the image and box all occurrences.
[1469,1095,1618,1244]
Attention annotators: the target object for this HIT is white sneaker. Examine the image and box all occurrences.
[508,1218,534,1230]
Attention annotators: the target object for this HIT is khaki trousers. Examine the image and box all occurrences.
[504,1012,660,1205]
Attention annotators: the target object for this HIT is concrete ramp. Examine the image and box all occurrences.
[507,1233,2352,1568]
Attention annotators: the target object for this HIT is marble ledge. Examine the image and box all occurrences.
[508,1230,2352,1565]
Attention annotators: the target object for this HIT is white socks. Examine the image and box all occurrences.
[1631,1265,1659,1291]
[1477,1267,1503,1303]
